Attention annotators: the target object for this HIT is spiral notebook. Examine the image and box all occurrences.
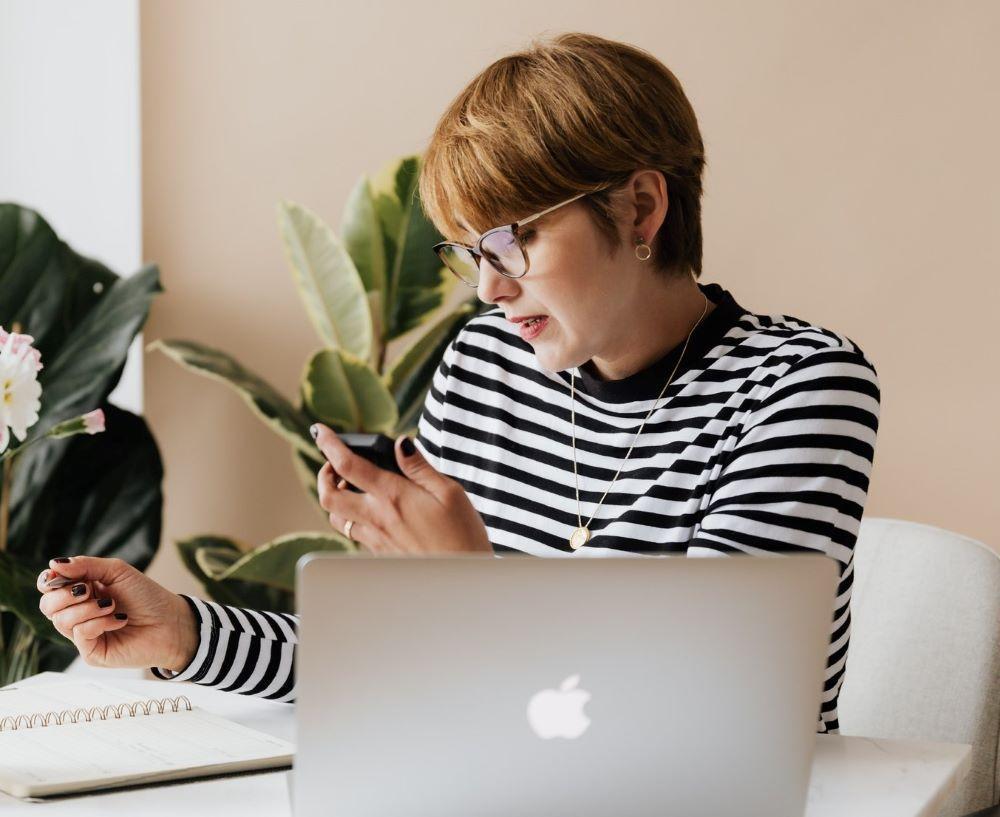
[0,679,294,799]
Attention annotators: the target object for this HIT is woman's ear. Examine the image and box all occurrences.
[627,169,669,240]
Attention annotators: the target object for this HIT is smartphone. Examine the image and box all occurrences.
[335,432,404,493]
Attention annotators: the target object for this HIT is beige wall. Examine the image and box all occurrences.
[140,0,999,596]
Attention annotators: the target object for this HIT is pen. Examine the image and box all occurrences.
[44,575,76,589]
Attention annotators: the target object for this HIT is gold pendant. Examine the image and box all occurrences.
[569,526,591,550]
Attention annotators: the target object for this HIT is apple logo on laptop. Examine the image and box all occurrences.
[526,674,592,739]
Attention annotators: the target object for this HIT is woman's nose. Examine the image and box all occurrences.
[476,258,520,305]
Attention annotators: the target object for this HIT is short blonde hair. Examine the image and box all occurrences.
[418,32,706,278]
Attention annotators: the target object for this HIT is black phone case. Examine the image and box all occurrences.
[336,432,403,493]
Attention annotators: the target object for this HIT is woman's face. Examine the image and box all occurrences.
[465,199,642,375]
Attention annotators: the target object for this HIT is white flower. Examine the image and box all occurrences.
[0,327,43,373]
[0,327,43,454]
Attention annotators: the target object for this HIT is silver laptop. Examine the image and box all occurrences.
[293,553,838,817]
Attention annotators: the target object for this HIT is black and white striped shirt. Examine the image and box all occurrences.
[152,281,881,734]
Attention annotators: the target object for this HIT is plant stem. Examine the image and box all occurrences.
[0,615,40,685]
[0,453,11,553]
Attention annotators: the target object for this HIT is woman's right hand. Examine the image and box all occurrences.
[36,556,198,673]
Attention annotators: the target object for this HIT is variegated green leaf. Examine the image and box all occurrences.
[302,347,398,433]
[194,544,242,579]
[176,535,293,611]
[292,447,322,505]
[340,175,386,295]
[212,533,355,592]
[369,156,450,341]
[367,290,384,370]
[385,302,474,421]
[150,339,322,463]
[277,200,373,361]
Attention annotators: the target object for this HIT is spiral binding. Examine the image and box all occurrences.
[0,694,193,732]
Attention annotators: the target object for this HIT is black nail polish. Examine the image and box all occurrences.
[402,436,415,456]
[53,557,71,564]
[98,598,112,608]
[71,583,86,597]
[114,613,128,621]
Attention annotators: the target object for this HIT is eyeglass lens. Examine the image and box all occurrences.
[439,229,526,285]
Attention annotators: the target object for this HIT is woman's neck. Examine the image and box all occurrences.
[586,276,715,382]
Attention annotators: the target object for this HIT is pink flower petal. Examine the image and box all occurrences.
[83,409,106,434]
[0,326,43,372]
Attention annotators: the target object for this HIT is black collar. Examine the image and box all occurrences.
[561,282,748,403]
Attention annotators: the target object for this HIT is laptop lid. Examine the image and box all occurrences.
[293,553,838,817]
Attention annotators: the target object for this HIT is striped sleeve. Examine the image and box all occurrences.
[150,334,473,699]
[150,594,298,703]
[413,333,503,558]
[688,345,881,734]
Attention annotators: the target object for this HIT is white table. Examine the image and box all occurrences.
[0,672,971,816]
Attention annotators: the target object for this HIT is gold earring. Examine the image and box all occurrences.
[634,236,652,261]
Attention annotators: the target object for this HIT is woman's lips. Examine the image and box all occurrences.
[519,316,549,340]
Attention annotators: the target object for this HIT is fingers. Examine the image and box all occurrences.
[317,461,337,501]
[317,461,369,520]
[311,424,392,494]
[51,597,118,642]
[326,511,395,554]
[41,555,134,588]
[318,462,385,552]
[38,581,92,618]
[72,611,128,648]
[316,461,349,498]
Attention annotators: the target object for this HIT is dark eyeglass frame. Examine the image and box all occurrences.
[431,190,597,288]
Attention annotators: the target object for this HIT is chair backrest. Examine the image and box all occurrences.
[838,517,1000,816]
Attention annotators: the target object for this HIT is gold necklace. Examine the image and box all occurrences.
[568,293,711,551]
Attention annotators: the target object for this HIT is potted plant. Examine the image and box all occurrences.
[0,204,165,684]
[153,154,488,612]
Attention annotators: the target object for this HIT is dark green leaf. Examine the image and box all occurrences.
[37,264,162,430]
[0,204,166,675]
[6,402,163,573]
[0,553,63,644]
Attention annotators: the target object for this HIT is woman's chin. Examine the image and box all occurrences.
[533,344,578,376]
[523,323,584,373]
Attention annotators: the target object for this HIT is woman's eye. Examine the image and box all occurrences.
[518,229,536,244]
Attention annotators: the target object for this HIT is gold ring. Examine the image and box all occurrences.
[343,519,355,541]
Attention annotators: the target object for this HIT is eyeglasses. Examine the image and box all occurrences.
[432,190,596,288]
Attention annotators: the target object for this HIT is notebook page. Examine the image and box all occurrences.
[0,682,294,796]
[0,679,154,717]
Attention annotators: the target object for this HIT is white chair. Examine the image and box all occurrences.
[838,517,1000,816]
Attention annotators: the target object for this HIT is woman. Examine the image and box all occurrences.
[36,32,879,734]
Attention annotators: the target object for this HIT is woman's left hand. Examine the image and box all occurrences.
[311,424,493,555]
